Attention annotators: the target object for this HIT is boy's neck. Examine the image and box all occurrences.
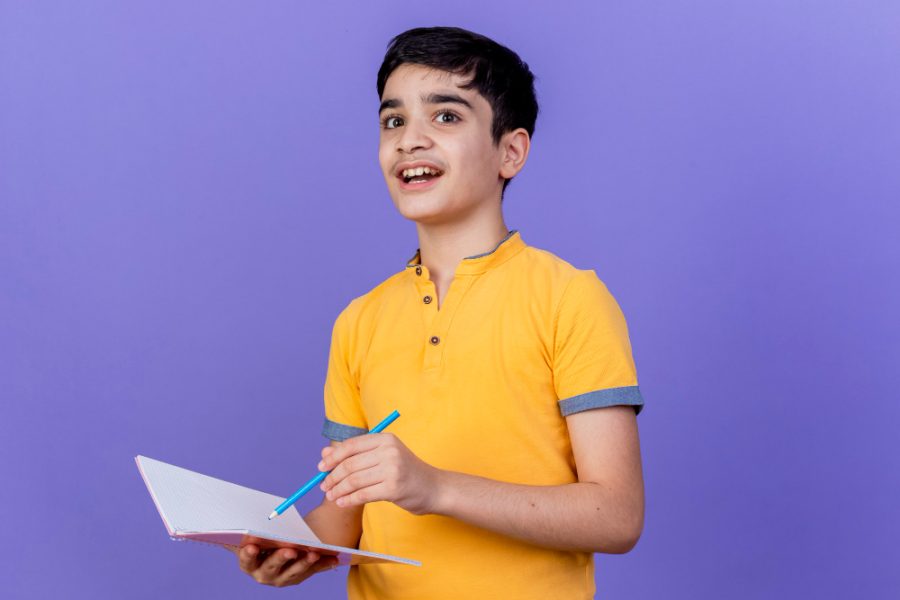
[414,210,509,284]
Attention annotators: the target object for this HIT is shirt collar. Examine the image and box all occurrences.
[405,230,526,276]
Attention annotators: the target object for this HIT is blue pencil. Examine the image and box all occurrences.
[268,410,401,520]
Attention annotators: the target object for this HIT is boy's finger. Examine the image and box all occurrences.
[309,555,341,575]
[276,555,315,583]
[274,551,331,585]
[321,452,380,491]
[319,435,380,470]
[238,544,260,572]
[316,553,340,568]
[261,548,297,574]
[326,465,382,501]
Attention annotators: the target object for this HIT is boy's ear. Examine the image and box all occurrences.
[498,128,531,180]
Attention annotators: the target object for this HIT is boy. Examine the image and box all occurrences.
[235,26,645,599]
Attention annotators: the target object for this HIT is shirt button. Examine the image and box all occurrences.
[415,266,422,276]
[429,335,440,345]
[423,295,432,304]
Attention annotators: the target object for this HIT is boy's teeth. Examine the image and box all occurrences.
[402,166,442,178]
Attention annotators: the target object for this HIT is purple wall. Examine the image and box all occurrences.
[2,2,898,598]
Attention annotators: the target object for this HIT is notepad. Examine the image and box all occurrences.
[135,455,420,567]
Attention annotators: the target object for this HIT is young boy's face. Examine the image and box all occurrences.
[378,64,507,225]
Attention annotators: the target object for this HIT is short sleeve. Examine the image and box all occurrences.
[553,270,644,416]
[322,305,369,441]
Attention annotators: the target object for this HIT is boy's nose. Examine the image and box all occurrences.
[396,118,432,154]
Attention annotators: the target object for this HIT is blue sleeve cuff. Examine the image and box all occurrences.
[322,418,368,441]
[558,385,644,416]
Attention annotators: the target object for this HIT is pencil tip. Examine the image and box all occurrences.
[268,511,278,520]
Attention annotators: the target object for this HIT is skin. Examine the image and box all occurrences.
[319,408,644,554]
[230,442,359,586]
[235,62,645,586]
[230,545,337,588]
[377,63,530,304]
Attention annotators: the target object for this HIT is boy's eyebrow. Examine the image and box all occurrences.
[379,92,474,115]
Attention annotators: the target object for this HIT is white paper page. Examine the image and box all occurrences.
[137,455,321,543]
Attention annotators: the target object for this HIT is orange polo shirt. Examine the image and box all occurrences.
[322,230,643,600]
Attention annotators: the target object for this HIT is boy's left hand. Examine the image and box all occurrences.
[318,433,442,515]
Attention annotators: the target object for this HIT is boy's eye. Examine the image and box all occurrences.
[436,111,459,124]
[381,111,459,130]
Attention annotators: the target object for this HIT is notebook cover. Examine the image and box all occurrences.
[136,455,420,567]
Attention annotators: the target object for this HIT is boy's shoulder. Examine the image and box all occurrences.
[517,243,609,297]
[516,244,615,309]
[330,268,409,330]
[519,243,588,276]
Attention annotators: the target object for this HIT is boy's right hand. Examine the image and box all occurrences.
[232,543,339,587]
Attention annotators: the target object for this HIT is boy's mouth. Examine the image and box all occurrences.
[399,166,444,185]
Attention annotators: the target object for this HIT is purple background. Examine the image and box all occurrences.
[2,2,898,598]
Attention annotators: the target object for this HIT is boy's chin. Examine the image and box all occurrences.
[391,195,453,225]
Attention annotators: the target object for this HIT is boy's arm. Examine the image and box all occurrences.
[304,442,365,548]
[232,441,364,587]
[319,405,644,554]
